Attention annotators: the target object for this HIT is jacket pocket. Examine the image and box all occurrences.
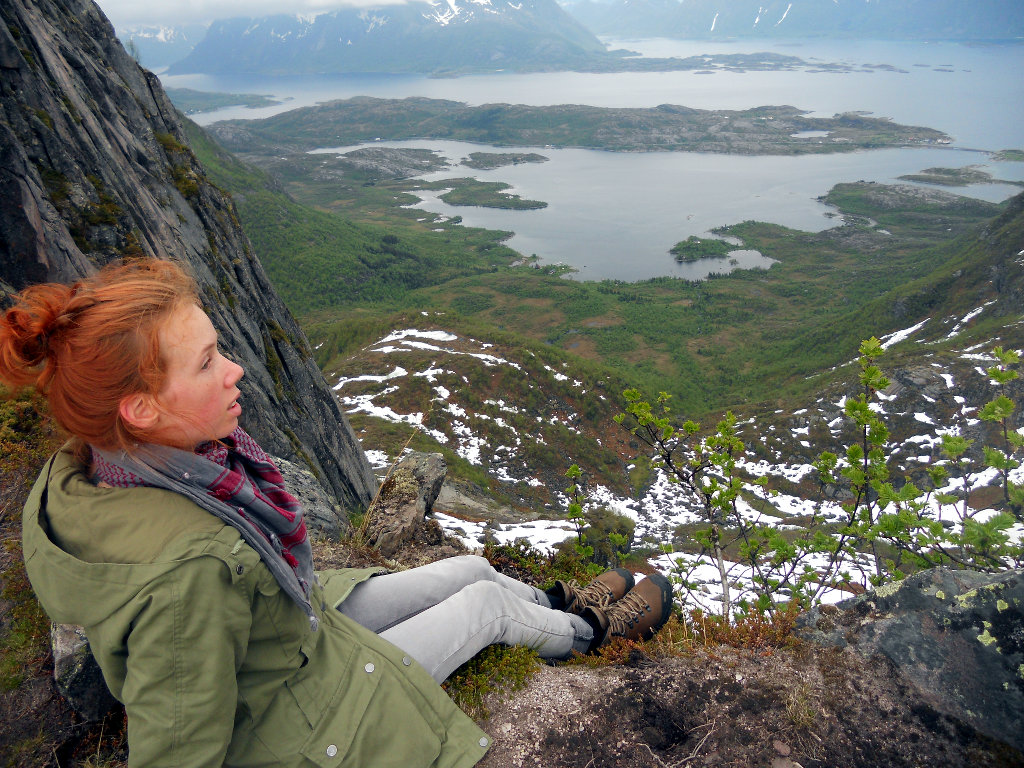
[298,645,443,768]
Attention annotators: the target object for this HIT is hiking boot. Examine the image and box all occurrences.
[547,568,634,614]
[581,573,673,649]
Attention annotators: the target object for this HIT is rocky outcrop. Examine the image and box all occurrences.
[0,0,376,518]
[365,451,447,557]
[477,642,1018,768]
[50,624,115,723]
[797,567,1024,753]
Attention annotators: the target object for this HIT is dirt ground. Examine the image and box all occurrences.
[477,645,1024,768]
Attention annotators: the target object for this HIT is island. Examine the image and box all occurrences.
[166,87,282,115]
[210,98,952,157]
[670,236,734,262]
[898,166,1024,187]
[461,152,549,170]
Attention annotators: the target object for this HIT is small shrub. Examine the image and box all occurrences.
[442,644,540,720]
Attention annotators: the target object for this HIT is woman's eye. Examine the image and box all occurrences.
[201,358,211,370]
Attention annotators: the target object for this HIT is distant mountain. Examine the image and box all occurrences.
[168,0,606,75]
[561,0,1024,41]
[117,23,208,69]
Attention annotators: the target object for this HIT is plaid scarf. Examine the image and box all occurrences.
[92,427,318,630]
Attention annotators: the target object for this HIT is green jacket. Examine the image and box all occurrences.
[22,446,491,768]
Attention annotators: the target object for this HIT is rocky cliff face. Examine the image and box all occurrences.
[0,0,376,522]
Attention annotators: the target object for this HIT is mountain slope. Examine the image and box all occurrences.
[169,0,605,75]
[562,0,1024,41]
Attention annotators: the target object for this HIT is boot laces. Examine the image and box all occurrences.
[569,579,615,610]
[605,590,652,637]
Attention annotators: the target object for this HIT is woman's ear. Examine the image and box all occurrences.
[119,393,160,430]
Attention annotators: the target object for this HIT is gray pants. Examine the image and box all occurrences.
[337,555,594,682]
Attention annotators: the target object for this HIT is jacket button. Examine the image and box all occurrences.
[235,564,244,575]
[364,663,375,673]
[479,737,489,747]
[326,744,338,757]
[402,656,412,666]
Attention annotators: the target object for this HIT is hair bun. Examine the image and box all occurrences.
[0,281,76,388]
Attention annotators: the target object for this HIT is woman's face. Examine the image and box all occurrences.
[150,303,245,449]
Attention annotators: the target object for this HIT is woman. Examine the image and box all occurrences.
[3,259,672,768]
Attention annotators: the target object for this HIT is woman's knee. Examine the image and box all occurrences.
[447,554,497,583]
[452,580,510,611]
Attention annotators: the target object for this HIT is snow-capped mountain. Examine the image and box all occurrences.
[168,0,605,75]
[117,23,208,69]
[560,0,1024,41]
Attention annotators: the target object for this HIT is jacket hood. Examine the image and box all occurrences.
[22,445,227,628]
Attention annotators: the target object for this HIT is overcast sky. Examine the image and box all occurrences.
[94,0,404,27]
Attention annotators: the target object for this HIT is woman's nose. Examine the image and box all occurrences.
[227,360,244,385]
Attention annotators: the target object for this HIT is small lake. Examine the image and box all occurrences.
[166,40,1024,281]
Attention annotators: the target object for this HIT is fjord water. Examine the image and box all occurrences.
[169,40,1024,281]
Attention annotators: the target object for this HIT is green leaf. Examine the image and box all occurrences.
[859,337,884,359]
[984,446,1019,471]
[991,346,1021,366]
[979,395,1015,422]
[940,433,973,459]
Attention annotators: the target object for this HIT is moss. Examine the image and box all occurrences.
[872,577,906,599]
[266,320,289,344]
[33,108,53,130]
[977,628,999,648]
[154,131,187,154]
[261,333,285,401]
[171,164,200,200]
[38,166,70,207]
[442,644,540,720]
[0,390,62,692]
[283,426,320,479]
[369,468,418,511]
[218,275,237,310]
[0,539,51,691]
[120,231,146,259]
[61,95,82,124]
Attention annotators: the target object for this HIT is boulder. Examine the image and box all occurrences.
[797,567,1024,752]
[51,624,116,722]
[365,452,447,557]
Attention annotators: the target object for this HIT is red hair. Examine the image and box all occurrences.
[0,259,199,451]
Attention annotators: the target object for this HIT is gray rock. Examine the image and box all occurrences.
[51,624,116,722]
[797,567,1024,752]
[274,455,350,537]
[365,452,446,557]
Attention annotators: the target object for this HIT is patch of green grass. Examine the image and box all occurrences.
[0,390,61,692]
[0,538,50,692]
[442,643,540,720]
